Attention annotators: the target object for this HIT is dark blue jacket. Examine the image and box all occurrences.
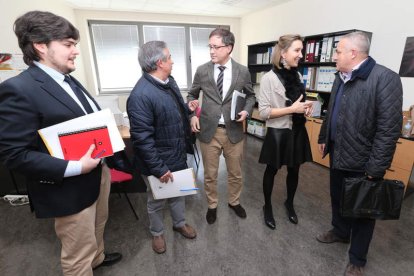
[127,73,193,177]
[318,57,403,177]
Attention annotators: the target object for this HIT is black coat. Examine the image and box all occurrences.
[0,66,102,218]
[127,73,192,177]
[318,57,403,177]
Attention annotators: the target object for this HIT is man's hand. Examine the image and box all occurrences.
[318,143,325,155]
[191,116,200,132]
[80,144,101,174]
[188,100,199,112]
[159,170,174,183]
[236,110,248,122]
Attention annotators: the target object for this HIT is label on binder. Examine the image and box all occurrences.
[58,126,113,160]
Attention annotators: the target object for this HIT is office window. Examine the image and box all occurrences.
[143,25,187,88]
[90,23,140,93]
[89,21,227,94]
[190,27,215,78]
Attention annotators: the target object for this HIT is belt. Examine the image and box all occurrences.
[218,124,226,128]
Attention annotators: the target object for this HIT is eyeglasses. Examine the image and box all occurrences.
[207,44,227,50]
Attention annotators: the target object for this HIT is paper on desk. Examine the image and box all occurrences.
[148,168,198,200]
[38,108,125,159]
[231,90,246,120]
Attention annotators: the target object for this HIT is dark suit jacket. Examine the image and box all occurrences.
[0,65,102,218]
[187,59,255,144]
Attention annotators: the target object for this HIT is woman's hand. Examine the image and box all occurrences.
[290,95,313,114]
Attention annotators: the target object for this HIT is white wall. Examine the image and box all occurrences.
[73,9,240,110]
[240,0,414,110]
[0,1,239,111]
[0,0,87,84]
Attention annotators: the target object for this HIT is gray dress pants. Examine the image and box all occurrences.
[144,176,186,236]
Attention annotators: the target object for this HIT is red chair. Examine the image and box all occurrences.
[110,168,139,220]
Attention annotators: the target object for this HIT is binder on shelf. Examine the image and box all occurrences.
[308,40,315,62]
[38,108,125,160]
[256,53,263,64]
[331,35,344,59]
[231,90,246,120]
[148,168,198,200]
[305,41,311,62]
[58,126,113,160]
[305,67,313,90]
[302,67,309,88]
[319,37,328,62]
[325,37,334,62]
[262,51,269,64]
[315,66,336,92]
[256,71,265,84]
[314,40,321,62]
[268,47,273,63]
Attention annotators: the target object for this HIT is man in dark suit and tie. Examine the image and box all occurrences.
[0,11,121,275]
[187,28,256,224]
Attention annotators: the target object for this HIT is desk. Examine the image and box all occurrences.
[118,126,130,139]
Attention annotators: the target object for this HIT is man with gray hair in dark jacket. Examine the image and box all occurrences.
[127,41,199,254]
[316,31,403,276]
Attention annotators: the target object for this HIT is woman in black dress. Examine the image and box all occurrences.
[258,34,313,229]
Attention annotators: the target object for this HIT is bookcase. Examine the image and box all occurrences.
[247,41,276,84]
[246,41,276,138]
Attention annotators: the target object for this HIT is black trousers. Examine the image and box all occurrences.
[329,146,376,267]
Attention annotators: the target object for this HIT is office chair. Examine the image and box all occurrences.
[110,168,139,220]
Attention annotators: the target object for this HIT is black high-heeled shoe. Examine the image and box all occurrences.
[263,205,276,230]
[284,201,298,224]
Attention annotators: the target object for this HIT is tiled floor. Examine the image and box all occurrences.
[1,135,413,275]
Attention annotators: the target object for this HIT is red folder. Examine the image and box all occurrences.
[58,126,113,160]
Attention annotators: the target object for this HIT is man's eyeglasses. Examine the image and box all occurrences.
[207,45,227,50]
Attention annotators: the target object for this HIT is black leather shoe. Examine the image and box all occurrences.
[284,201,298,224]
[93,252,122,270]
[206,208,217,224]
[263,205,276,230]
[228,204,247,218]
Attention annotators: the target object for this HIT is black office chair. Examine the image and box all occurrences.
[191,133,201,169]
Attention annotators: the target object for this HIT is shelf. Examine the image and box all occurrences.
[306,89,332,94]
[246,132,265,140]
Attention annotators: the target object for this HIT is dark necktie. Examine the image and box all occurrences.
[64,75,94,114]
[217,66,226,98]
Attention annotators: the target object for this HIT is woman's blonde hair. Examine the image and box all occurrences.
[272,34,303,69]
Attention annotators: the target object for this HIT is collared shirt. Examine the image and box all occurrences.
[33,61,100,177]
[149,73,170,85]
[214,58,232,124]
[339,58,368,83]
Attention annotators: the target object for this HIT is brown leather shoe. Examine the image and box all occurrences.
[173,223,197,239]
[316,230,350,244]
[228,204,247,218]
[344,263,364,276]
[152,235,166,254]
